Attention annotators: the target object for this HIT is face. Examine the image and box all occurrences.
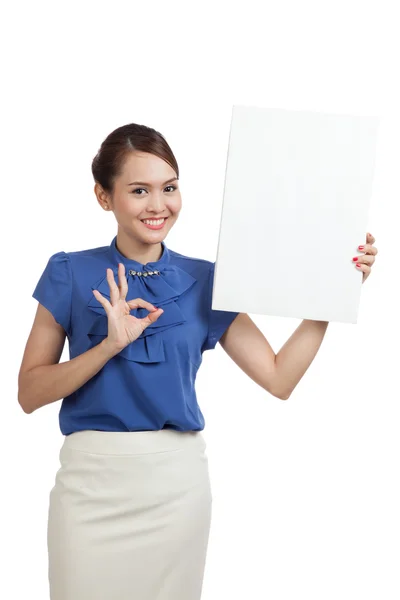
[95,151,182,245]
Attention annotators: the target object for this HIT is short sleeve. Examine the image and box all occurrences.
[32,251,72,335]
[202,262,240,351]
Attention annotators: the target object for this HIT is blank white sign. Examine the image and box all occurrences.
[213,105,379,323]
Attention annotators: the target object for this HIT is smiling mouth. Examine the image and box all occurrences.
[141,217,168,222]
[141,217,168,229]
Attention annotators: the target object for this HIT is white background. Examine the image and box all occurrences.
[1,1,398,598]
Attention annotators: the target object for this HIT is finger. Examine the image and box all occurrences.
[358,244,378,256]
[117,263,128,301]
[126,298,159,312]
[355,262,371,275]
[141,308,164,328]
[364,245,378,256]
[92,289,112,315]
[354,254,375,265]
[367,232,375,244]
[106,268,120,306]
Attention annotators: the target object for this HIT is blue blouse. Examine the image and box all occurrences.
[32,236,240,435]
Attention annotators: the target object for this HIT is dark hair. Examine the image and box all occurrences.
[91,123,179,196]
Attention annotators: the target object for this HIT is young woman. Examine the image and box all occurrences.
[18,123,378,600]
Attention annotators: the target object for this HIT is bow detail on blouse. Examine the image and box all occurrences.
[85,264,197,363]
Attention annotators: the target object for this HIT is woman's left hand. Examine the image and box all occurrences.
[353,232,378,284]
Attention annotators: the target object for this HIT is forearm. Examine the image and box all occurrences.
[18,340,119,414]
[274,319,329,399]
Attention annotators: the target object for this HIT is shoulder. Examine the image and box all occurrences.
[60,243,110,278]
[169,247,212,266]
[67,243,109,262]
[169,248,214,282]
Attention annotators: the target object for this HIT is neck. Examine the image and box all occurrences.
[115,231,163,264]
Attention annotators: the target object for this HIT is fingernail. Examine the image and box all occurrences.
[352,257,358,261]
[356,263,361,268]
[358,245,364,250]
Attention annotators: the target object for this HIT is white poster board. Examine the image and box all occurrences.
[213,105,379,323]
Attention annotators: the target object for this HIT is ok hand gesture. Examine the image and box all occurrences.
[92,263,164,354]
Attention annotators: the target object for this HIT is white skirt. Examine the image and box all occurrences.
[47,429,213,600]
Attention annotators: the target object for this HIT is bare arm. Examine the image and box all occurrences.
[18,304,118,414]
[273,319,329,399]
[218,313,283,399]
[219,314,329,400]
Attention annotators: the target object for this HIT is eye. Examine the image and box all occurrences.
[131,185,177,195]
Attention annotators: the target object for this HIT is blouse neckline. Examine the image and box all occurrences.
[108,235,171,271]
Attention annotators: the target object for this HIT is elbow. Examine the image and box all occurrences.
[274,371,291,400]
[18,398,33,414]
[270,362,291,400]
[18,371,37,414]
[267,387,291,401]
[271,385,292,401]
[264,380,292,401]
[18,391,35,414]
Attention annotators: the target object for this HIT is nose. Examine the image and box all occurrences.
[146,193,166,213]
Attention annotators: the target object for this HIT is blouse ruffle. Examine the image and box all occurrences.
[86,263,197,363]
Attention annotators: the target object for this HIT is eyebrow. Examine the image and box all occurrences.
[127,177,179,187]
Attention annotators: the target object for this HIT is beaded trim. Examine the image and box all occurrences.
[128,270,161,277]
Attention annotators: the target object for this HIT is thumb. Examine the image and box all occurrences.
[142,307,164,326]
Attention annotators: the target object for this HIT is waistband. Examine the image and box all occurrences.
[62,429,206,456]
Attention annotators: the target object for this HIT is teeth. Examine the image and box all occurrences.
[143,218,165,225]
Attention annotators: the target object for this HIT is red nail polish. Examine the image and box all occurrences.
[352,257,358,261]
[356,263,361,268]
[358,245,364,250]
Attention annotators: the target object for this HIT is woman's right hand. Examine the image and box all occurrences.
[92,263,164,355]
